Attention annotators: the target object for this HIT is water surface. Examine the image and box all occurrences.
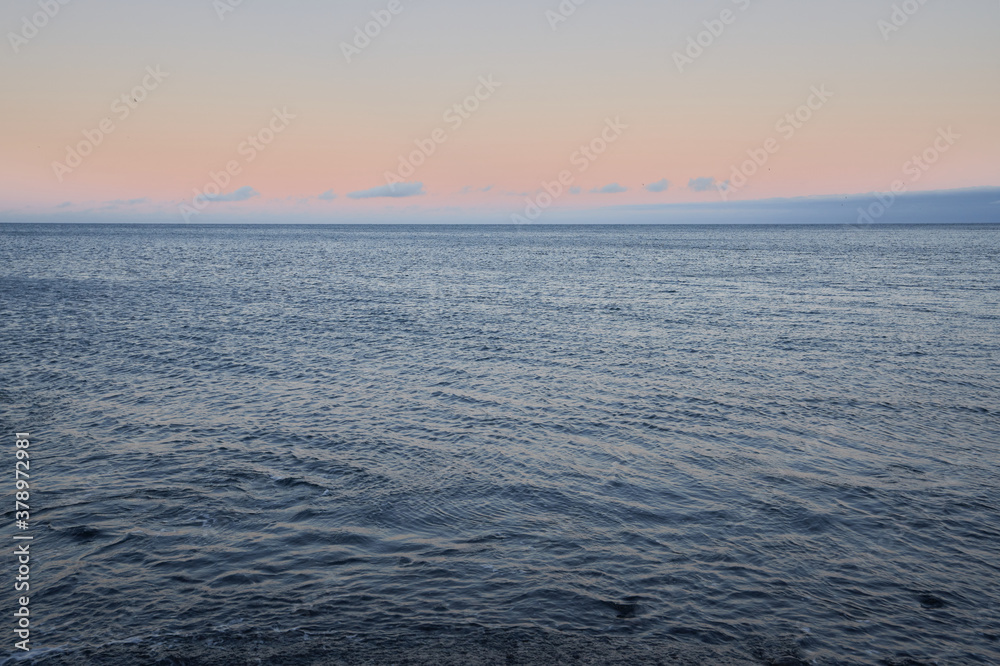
[1,223,998,664]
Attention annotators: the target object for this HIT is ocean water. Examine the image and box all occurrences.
[1,223,998,665]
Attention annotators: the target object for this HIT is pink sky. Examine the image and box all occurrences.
[1,0,998,222]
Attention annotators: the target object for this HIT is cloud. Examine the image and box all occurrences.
[56,202,72,208]
[318,190,337,201]
[569,186,582,195]
[348,182,425,199]
[591,183,628,194]
[645,179,670,193]
[459,185,493,195]
[105,197,150,206]
[592,187,1000,225]
[688,177,720,192]
[206,186,259,202]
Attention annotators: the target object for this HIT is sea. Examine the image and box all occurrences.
[0,223,998,665]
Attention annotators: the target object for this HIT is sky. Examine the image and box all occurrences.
[1,0,999,224]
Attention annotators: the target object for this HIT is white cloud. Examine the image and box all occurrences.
[459,185,493,195]
[688,177,718,192]
[105,197,150,206]
[348,182,425,199]
[645,179,670,193]
[591,183,628,194]
[206,186,259,202]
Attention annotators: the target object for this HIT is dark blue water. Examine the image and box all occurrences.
[1,224,999,665]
